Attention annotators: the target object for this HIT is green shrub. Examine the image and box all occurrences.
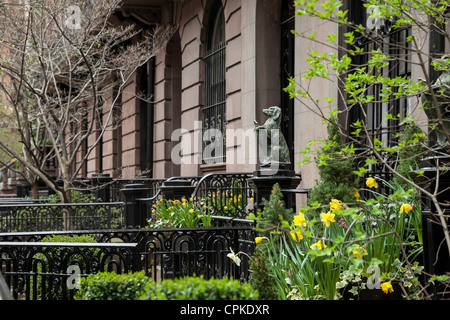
[248,246,280,300]
[74,272,153,300]
[141,276,259,300]
[41,234,98,243]
[248,183,290,299]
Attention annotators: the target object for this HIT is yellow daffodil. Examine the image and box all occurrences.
[198,215,202,219]
[255,236,268,244]
[290,230,304,242]
[366,177,378,189]
[311,240,327,250]
[329,199,342,212]
[400,203,413,214]
[224,206,228,210]
[320,211,335,227]
[352,189,360,199]
[189,209,194,214]
[294,212,307,227]
[381,281,394,294]
[352,245,367,258]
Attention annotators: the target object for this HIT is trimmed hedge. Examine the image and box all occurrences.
[142,276,259,300]
[74,272,259,300]
[74,272,153,300]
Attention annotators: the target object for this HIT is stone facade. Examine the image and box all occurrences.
[74,0,429,207]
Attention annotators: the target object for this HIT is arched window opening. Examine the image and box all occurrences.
[203,0,226,165]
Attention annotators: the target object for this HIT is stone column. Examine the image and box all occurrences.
[120,183,150,228]
[249,164,301,211]
[159,179,195,201]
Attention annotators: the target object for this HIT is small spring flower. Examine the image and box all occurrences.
[329,199,342,212]
[227,248,241,266]
[381,281,394,294]
[290,230,304,242]
[400,203,413,214]
[293,212,307,227]
[311,240,327,250]
[366,177,378,189]
[352,245,367,258]
[255,236,268,244]
[338,218,348,230]
[320,211,335,227]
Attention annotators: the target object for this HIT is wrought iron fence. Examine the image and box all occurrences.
[0,224,255,300]
[0,202,124,232]
[354,149,397,199]
[191,172,255,219]
[109,178,166,202]
[0,241,141,300]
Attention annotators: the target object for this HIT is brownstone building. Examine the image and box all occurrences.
[81,0,313,188]
[71,0,430,205]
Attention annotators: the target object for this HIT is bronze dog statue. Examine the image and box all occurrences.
[254,106,291,166]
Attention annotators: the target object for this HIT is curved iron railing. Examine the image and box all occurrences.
[0,202,124,232]
[0,225,255,300]
[190,172,255,219]
[0,241,141,300]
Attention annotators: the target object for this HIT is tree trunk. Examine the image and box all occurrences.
[30,182,39,199]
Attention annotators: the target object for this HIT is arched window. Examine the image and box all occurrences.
[203,0,226,164]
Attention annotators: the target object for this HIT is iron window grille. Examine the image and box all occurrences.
[203,1,226,165]
[346,1,412,193]
[348,2,412,149]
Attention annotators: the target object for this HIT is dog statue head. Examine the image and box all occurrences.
[262,106,282,125]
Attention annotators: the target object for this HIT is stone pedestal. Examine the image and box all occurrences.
[249,164,301,211]
[159,179,195,200]
[120,183,150,228]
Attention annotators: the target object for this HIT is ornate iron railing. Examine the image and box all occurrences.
[109,178,166,202]
[0,225,256,300]
[354,149,397,199]
[0,202,124,232]
[190,172,255,219]
[0,241,141,300]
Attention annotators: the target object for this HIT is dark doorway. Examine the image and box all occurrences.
[280,0,296,167]
[139,58,155,176]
